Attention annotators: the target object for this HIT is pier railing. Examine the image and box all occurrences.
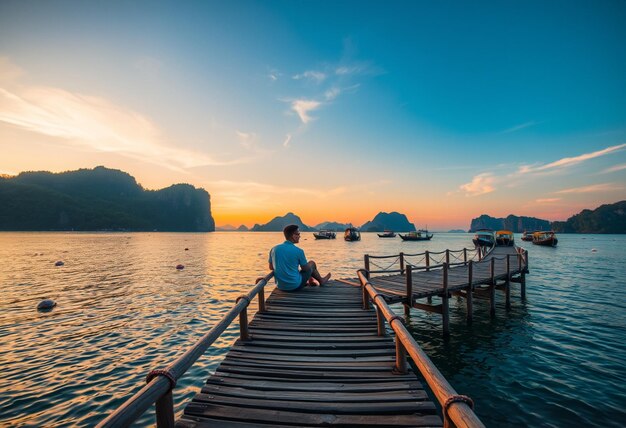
[357,269,486,428]
[364,247,483,275]
[96,272,274,428]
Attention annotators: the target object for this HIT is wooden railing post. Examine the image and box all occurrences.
[404,265,413,318]
[425,251,430,271]
[505,254,511,310]
[394,335,408,374]
[521,250,528,299]
[466,261,473,324]
[155,391,175,428]
[445,249,450,265]
[239,305,249,341]
[364,254,370,277]
[463,248,467,264]
[489,258,496,316]
[442,263,449,336]
[376,304,386,336]
[258,288,266,313]
[399,252,405,275]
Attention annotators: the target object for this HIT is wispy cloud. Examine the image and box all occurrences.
[0,77,249,170]
[601,163,626,174]
[293,70,326,83]
[236,130,258,150]
[555,183,624,194]
[536,198,561,204]
[518,143,626,174]
[459,173,496,196]
[283,133,292,148]
[291,99,321,124]
[501,121,539,134]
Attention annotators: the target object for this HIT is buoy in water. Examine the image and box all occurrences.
[37,299,57,311]
[184,248,189,251]
[176,264,185,270]
[591,249,597,252]
[55,261,64,266]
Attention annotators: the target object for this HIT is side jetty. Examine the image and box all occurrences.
[98,244,528,427]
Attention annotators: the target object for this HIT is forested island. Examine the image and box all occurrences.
[0,166,215,231]
[469,201,626,234]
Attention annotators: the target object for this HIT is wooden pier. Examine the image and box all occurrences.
[177,282,444,427]
[99,246,521,428]
[363,246,529,335]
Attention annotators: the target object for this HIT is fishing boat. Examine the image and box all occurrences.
[472,229,495,248]
[532,231,558,247]
[344,227,361,241]
[495,230,515,246]
[398,230,433,241]
[377,230,396,238]
[313,230,336,240]
[521,231,535,242]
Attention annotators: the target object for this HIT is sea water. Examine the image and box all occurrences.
[0,232,624,427]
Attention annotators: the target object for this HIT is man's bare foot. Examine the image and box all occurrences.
[319,273,331,286]
[307,278,318,287]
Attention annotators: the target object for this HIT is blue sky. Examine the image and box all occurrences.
[1,1,625,228]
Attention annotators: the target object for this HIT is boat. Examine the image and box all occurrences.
[532,231,558,247]
[377,230,396,238]
[344,227,361,241]
[521,231,535,242]
[313,230,336,240]
[472,229,495,247]
[398,230,433,241]
[495,230,515,246]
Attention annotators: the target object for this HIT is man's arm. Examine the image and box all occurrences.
[269,261,274,271]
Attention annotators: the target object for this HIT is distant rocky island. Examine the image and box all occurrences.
[251,212,315,232]
[469,214,551,233]
[551,201,625,233]
[0,166,215,232]
[249,211,417,232]
[469,201,626,233]
[360,212,416,232]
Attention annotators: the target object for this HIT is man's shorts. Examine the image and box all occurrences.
[288,269,313,291]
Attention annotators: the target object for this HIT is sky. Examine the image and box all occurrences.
[1,0,625,230]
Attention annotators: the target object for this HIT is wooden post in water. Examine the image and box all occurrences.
[521,250,528,299]
[467,261,473,324]
[404,265,413,318]
[445,249,450,265]
[364,255,370,278]
[505,254,511,310]
[489,258,496,317]
[399,252,405,275]
[155,391,175,428]
[442,263,450,336]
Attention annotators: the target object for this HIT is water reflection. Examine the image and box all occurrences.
[0,232,625,427]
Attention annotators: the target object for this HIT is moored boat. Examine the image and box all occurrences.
[521,231,535,242]
[495,230,515,246]
[313,230,336,240]
[377,230,396,238]
[398,230,433,241]
[472,229,495,248]
[532,231,558,247]
[344,227,361,241]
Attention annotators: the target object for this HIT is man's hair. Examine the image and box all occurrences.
[283,224,299,239]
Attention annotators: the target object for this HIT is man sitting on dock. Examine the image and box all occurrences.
[269,224,331,291]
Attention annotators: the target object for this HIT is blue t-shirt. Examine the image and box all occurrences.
[269,241,308,290]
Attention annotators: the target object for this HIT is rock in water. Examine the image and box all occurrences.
[55,261,64,266]
[37,299,57,311]
[176,264,185,270]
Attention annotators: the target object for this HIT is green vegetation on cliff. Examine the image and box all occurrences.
[552,201,626,233]
[0,166,215,231]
